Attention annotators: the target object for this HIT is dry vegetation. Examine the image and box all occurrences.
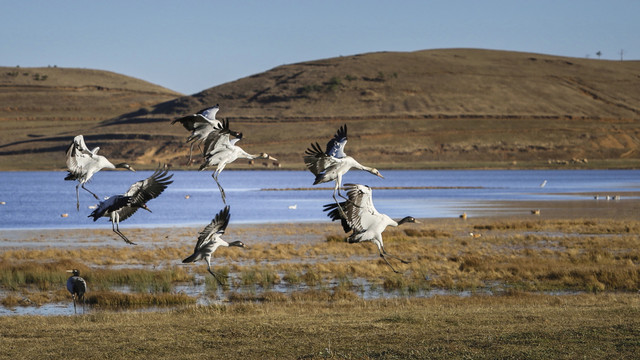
[1,209,640,357]
[0,294,638,359]
[1,49,640,170]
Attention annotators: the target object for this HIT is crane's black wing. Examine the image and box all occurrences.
[171,104,220,131]
[193,205,231,252]
[303,142,333,176]
[323,201,352,233]
[116,166,173,221]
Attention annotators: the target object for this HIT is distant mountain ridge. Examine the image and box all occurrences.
[1,49,639,170]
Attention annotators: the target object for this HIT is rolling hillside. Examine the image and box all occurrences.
[1,49,639,170]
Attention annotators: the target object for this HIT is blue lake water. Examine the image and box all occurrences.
[0,169,638,230]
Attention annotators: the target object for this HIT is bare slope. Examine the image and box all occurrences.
[0,66,181,169]
[1,49,639,170]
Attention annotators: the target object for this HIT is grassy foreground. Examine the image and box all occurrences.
[0,293,638,359]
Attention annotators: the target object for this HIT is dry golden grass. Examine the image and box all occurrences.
[0,294,639,359]
[2,216,639,308]
[1,212,640,358]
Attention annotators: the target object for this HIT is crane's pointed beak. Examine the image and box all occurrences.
[268,156,278,161]
[129,167,136,172]
[141,204,152,213]
[66,270,74,273]
[377,173,384,179]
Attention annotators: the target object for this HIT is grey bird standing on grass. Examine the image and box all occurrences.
[88,166,173,245]
[182,206,248,285]
[66,269,87,314]
[65,134,135,210]
[324,183,418,273]
[304,124,383,206]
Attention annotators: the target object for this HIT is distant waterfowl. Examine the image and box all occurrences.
[182,206,248,285]
[65,135,135,211]
[304,124,383,205]
[88,166,173,245]
[66,269,87,314]
[323,183,418,273]
[540,180,547,188]
[199,119,277,204]
[172,104,242,164]
[531,209,541,215]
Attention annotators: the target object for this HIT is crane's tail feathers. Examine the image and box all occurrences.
[64,172,79,181]
[182,253,199,263]
[313,173,328,185]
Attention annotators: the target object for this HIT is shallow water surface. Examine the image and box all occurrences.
[1,169,638,229]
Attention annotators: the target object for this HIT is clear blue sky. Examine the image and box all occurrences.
[2,1,638,95]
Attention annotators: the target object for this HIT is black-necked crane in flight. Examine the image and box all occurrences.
[324,183,418,273]
[171,104,242,164]
[199,119,277,204]
[66,269,87,314]
[182,205,248,285]
[88,166,173,245]
[304,124,383,205]
[65,135,135,210]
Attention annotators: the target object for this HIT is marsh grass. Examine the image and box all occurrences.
[87,291,196,307]
[2,217,640,307]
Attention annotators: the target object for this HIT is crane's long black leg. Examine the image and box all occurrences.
[112,221,136,245]
[72,295,77,314]
[76,184,81,211]
[207,267,224,286]
[379,254,402,274]
[82,184,100,200]
[382,246,410,264]
[213,172,226,204]
[187,143,195,165]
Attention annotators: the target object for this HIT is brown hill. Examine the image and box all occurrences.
[1,49,639,170]
[0,66,181,169]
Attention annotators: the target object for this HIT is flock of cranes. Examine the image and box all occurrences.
[63,104,417,312]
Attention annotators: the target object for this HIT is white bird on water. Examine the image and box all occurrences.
[88,166,173,245]
[66,269,87,314]
[199,119,277,204]
[182,205,248,285]
[323,183,418,273]
[65,135,135,211]
[304,124,383,205]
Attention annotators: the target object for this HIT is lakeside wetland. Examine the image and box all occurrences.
[1,170,639,358]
